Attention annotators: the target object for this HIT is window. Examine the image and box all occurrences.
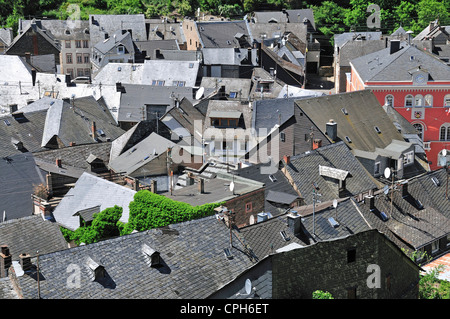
[245,202,252,213]
[403,151,414,166]
[445,95,450,107]
[374,162,380,175]
[83,54,90,63]
[83,40,89,48]
[405,94,413,107]
[415,95,423,107]
[280,131,286,142]
[432,240,439,254]
[66,53,73,64]
[239,141,247,151]
[66,68,74,78]
[172,81,185,87]
[210,118,238,128]
[117,46,125,54]
[440,124,450,141]
[347,248,356,263]
[77,69,84,77]
[413,123,423,140]
[424,94,433,107]
[75,40,81,48]
[65,40,71,48]
[76,53,82,64]
[385,95,394,107]
[229,91,237,98]
[84,68,90,76]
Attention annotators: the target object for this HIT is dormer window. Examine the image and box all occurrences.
[117,45,125,54]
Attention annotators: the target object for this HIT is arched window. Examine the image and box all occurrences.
[415,95,423,107]
[445,95,450,107]
[424,94,433,107]
[440,124,450,141]
[405,94,413,107]
[385,95,394,107]
[413,123,423,140]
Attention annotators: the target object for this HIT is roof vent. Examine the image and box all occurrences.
[224,247,233,260]
[345,136,352,143]
[374,126,381,134]
[142,244,161,267]
[269,175,277,182]
[341,108,348,115]
[280,230,290,241]
[431,176,440,187]
[379,211,389,221]
[328,217,339,228]
[415,199,424,209]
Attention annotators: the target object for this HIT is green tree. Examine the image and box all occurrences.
[416,0,450,29]
[419,265,450,299]
[311,1,349,38]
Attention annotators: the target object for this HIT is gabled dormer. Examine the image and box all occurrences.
[409,66,429,85]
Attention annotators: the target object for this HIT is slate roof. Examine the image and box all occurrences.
[118,84,195,123]
[200,77,252,101]
[358,169,450,251]
[337,39,386,67]
[0,215,67,260]
[350,43,450,82]
[7,19,61,53]
[52,172,136,231]
[196,20,252,48]
[19,19,90,41]
[253,12,288,24]
[0,55,32,83]
[334,32,382,49]
[108,132,175,176]
[146,18,186,43]
[33,142,112,172]
[202,47,256,65]
[251,97,297,136]
[283,142,378,205]
[286,9,316,28]
[89,14,147,45]
[0,28,13,46]
[0,153,46,221]
[14,215,257,299]
[110,120,173,161]
[93,29,134,54]
[236,163,300,216]
[295,90,406,152]
[248,22,308,44]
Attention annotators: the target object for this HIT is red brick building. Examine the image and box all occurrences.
[347,41,450,170]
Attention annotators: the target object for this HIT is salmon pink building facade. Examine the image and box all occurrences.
[347,41,450,170]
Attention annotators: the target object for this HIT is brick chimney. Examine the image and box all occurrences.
[55,158,62,168]
[91,121,97,141]
[0,245,12,278]
[283,155,290,165]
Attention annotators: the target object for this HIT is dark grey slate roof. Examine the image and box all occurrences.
[284,142,378,205]
[252,97,296,135]
[93,29,133,54]
[89,14,147,45]
[358,170,450,251]
[350,43,450,82]
[236,163,299,216]
[0,215,68,260]
[338,39,386,67]
[0,153,46,221]
[14,215,257,299]
[299,198,372,242]
[334,32,382,49]
[33,142,112,172]
[296,90,406,153]
[197,20,251,48]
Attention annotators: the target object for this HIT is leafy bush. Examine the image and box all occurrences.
[124,190,223,234]
[312,290,334,299]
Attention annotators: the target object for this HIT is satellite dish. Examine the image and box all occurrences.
[384,167,391,179]
[332,199,338,208]
[229,181,235,193]
[245,279,252,295]
[195,87,204,100]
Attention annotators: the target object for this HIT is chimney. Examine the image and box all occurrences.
[151,180,157,193]
[390,40,401,54]
[198,178,205,194]
[313,139,322,150]
[365,195,375,211]
[287,211,302,236]
[283,155,290,165]
[0,245,12,278]
[402,181,408,198]
[338,179,347,198]
[55,158,62,168]
[19,253,32,271]
[133,178,140,191]
[31,68,36,86]
[326,119,337,141]
[142,244,161,267]
[86,257,105,281]
[24,52,31,64]
[91,122,97,141]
